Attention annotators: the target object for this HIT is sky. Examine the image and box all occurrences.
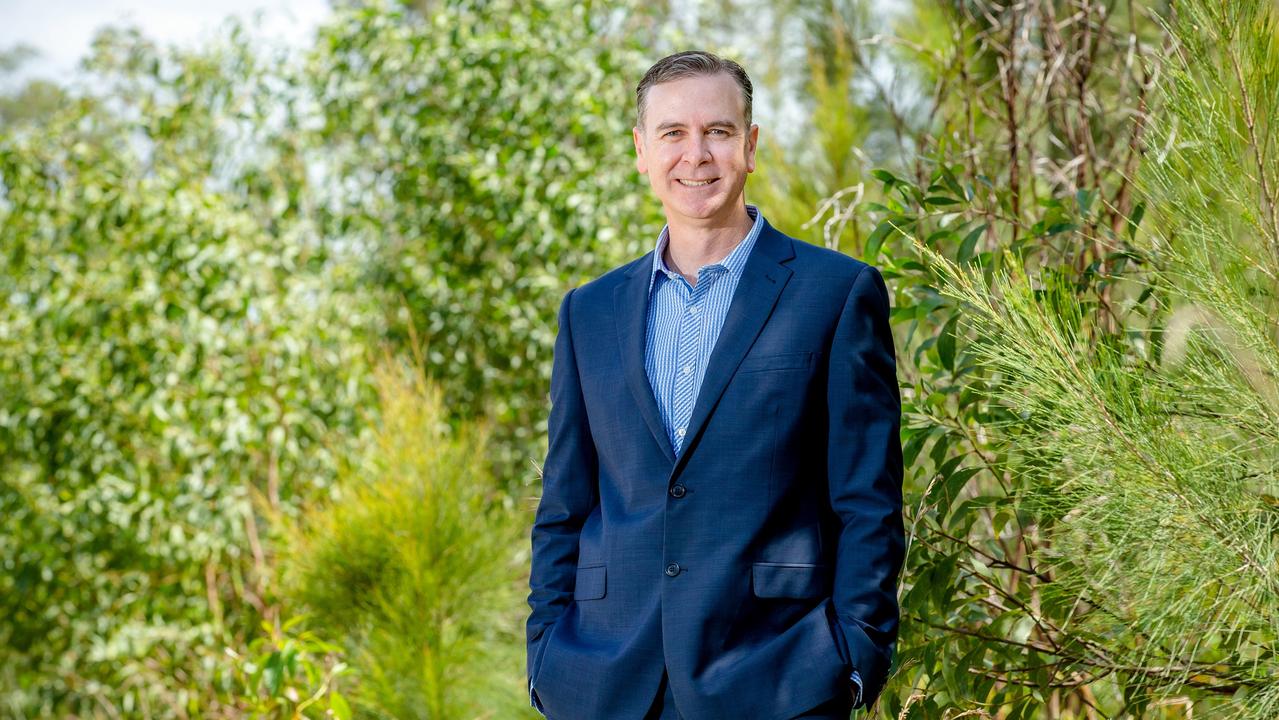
[0,0,332,86]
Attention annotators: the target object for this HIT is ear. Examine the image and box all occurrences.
[745,123,760,173]
[633,126,649,175]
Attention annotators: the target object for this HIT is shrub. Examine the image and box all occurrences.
[0,103,377,716]
[282,357,535,719]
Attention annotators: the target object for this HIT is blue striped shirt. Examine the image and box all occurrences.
[644,205,764,456]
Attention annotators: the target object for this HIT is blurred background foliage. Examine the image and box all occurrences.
[1,0,1275,717]
[282,357,529,719]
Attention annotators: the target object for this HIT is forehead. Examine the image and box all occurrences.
[645,72,746,125]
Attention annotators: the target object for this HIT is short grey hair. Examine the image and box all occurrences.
[635,50,754,130]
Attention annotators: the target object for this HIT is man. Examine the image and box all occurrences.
[526,50,904,720]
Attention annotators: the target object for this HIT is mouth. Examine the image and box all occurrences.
[676,178,719,187]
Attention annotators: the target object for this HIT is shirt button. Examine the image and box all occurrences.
[675,427,686,438]
[682,365,692,375]
[670,484,686,498]
[688,306,699,314]
[665,563,681,577]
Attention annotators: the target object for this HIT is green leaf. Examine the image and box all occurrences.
[330,691,352,720]
[1127,201,1146,240]
[1075,188,1095,215]
[934,454,965,486]
[928,430,953,469]
[902,427,930,467]
[941,467,982,519]
[925,229,955,247]
[871,168,901,187]
[864,221,894,260]
[937,314,958,372]
[957,224,985,264]
[263,652,283,696]
[940,165,966,200]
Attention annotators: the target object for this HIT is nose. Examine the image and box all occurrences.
[682,135,712,166]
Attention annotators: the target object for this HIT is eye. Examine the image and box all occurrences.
[708,128,729,136]
[663,130,681,138]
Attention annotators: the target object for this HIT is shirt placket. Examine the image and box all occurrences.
[670,269,719,454]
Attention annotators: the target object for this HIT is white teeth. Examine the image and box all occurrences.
[679,179,714,186]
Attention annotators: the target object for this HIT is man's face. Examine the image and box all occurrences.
[633,72,759,229]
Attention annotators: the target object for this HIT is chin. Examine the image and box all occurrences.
[671,198,732,222]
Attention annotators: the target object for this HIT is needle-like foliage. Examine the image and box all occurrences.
[283,358,534,719]
[921,1,1279,715]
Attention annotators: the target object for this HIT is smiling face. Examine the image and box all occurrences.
[633,72,759,230]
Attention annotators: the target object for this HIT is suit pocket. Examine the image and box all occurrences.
[574,563,606,600]
[751,562,831,599]
[738,351,814,374]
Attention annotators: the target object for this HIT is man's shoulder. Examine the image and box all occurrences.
[563,252,651,306]
[770,224,872,283]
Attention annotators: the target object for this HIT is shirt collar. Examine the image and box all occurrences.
[649,205,763,294]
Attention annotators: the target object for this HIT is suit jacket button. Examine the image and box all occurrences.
[669,484,686,498]
[665,563,681,577]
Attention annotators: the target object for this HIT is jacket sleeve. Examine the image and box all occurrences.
[526,287,601,687]
[825,264,905,708]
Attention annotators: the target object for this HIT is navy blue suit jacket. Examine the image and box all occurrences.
[527,218,904,719]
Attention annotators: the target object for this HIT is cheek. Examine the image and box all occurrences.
[717,145,745,166]
[656,149,681,172]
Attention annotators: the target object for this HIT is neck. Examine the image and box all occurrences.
[662,206,754,283]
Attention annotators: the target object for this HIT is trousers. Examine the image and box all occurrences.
[643,668,852,720]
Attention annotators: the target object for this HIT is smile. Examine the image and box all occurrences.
[677,178,718,187]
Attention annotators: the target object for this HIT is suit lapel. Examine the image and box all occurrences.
[670,220,794,480]
[615,257,678,465]
[612,220,796,474]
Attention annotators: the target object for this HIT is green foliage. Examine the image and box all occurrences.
[0,44,69,128]
[886,0,1279,716]
[309,0,662,488]
[857,166,1103,718]
[2,1,661,713]
[803,0,1172,712]
[923,232,1278,718]
[0,28,379,719]
[8,0,1276,717]
[750,27,1166,713]
[745,3,879,253]
[222,616,352,720]
[0,78,67,128]
[282,359,536,719]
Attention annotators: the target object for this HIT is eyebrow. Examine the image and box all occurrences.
[654,119,741,132]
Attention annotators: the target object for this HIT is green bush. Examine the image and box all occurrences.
[282,358,536,720]
[0,95,378,718]
[221,615,353,720]
[309,0,661,486]
[1,3,654,712]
